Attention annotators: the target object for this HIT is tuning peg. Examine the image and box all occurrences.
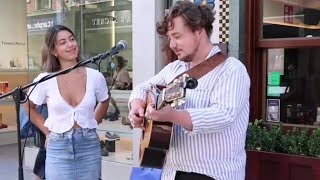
[177,99,186,106]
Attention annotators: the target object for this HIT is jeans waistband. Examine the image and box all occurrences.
[50,128,96,138]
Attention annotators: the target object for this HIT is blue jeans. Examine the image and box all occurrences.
[45,128,101,180]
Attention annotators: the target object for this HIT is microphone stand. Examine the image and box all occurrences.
[0,51,112,180]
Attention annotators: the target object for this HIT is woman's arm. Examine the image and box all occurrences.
[22,101,49,136]
[95,98,110,124]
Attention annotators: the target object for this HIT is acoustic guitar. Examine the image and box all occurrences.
[140,74,198,168]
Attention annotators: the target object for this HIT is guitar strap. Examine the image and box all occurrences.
[172,52,228,82]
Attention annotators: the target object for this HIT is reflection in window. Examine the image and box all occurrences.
[83,9,132,90]
[36,0,52,10]
[263,0,320,38]
[266,48,320,126]
[26,0,133,87]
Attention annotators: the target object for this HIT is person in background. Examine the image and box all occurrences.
[128,1,250,180]
[104,55,131,121]
[23,25,110,180]
[111,55,131,90]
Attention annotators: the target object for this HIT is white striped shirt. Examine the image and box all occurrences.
[129,46,250,180]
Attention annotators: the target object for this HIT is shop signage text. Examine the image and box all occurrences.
[91,15,131,26]
[1,41,25,46]
[27,20,55,30]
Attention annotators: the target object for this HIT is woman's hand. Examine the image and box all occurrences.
[45,134,49,149]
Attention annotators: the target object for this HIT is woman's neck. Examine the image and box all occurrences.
[59,60,78,71]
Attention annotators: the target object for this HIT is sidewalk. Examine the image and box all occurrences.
[0,143,34,180]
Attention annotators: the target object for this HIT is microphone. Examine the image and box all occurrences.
[109,40,128,56]
[91,40,128,61]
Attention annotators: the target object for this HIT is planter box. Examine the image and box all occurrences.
[246,150,320,180]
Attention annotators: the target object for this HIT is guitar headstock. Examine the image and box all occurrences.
[156,74,196,109]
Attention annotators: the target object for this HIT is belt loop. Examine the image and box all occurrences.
[82,128,87,138]
[68,129,74,139]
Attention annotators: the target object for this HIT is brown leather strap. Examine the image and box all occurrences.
[173,52,228,81]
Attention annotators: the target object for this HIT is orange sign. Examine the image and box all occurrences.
[0,82,9,95]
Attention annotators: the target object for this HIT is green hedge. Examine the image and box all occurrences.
[246,120,320,157]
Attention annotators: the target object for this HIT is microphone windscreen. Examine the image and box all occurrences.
[118,40,128,51]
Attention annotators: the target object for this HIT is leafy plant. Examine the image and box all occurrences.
[308,128,320,157]
[246,119,264,151]
[246,119,320,158]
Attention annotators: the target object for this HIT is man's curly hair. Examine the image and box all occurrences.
[156,0,215,38]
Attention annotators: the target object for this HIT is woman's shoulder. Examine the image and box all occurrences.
[85,67,104,78]
[33,72,51,82]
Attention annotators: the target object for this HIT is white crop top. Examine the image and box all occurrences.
[28,67,109,133]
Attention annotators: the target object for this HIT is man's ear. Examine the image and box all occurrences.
[195,29,203,39]
[199,28,205,36]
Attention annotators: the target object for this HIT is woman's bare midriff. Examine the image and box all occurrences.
[72,122,81,129]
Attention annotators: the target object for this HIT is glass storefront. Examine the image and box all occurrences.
[263,0,320,38]
[249,0,320,126]
[27,0,132,88]
[266,48,320,125]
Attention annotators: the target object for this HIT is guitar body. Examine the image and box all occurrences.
[140,85,173,168]
[139,75,197,168]
[140,120,173,168]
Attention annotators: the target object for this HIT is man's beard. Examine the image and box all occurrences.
[180,54,194,62]
[178,46,199,62]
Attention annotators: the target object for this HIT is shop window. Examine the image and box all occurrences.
[26,1,133,87]
[36,0,52,10]
[266,48,320,126]
[83,9,132,90]
[263,0,320,39]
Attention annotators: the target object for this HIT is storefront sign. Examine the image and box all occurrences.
[268,72,281,85]
[1,41,25,46]
[91,15,131,26]
[86,10,132,29]
[27,16,56,31]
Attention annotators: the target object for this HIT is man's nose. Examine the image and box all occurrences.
[169,39,176,50]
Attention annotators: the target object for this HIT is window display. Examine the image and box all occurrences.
[263,0,320,38]
[266,48,320,125]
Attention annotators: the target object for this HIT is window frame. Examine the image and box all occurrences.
[246,0,320,123]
